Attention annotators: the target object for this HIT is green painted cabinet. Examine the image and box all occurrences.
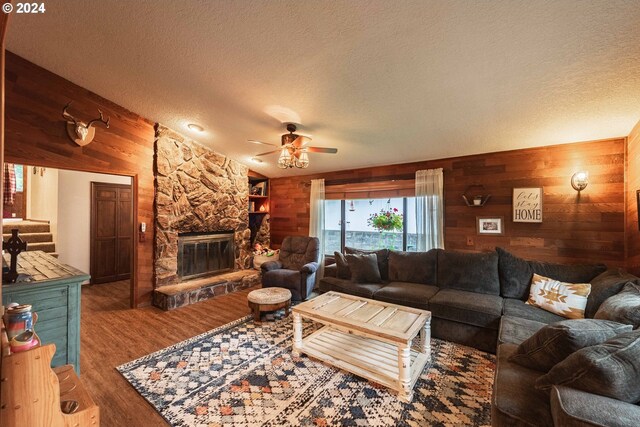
[2,251,89,374]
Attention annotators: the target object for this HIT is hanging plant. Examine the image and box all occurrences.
[367,207,403,232]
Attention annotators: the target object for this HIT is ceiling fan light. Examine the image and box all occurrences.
[296,151,310,168]
[277,148,291,169]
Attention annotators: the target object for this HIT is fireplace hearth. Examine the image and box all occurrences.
[177,232,235,281]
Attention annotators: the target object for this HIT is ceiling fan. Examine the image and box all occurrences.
[249,124,338,169]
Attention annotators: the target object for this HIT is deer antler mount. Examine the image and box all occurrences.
[62,102,110,146]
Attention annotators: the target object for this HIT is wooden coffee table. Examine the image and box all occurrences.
[247,287,291,322]
[292,291,431,402]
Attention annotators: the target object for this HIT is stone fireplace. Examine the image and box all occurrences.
[177,231,235,281]
[154,125,252,289]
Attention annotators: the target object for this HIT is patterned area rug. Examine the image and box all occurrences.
[118,312,495,427]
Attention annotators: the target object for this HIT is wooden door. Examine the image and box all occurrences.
[90,183,132,284]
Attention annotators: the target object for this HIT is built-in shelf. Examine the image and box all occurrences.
[462,184,491,207]
[248,175,269,244]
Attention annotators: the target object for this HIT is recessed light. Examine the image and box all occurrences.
[187,123,204,132]
[250,157,263,164]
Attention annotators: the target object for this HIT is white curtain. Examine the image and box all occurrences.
[415,168,444,251]
[309,179,325,279]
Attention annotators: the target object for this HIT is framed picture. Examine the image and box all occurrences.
[513,187,543,223]
[477,217,504,235]
[250,186,263,196]
[636,190,640,231]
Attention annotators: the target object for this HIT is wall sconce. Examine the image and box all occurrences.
[571,171,589,192]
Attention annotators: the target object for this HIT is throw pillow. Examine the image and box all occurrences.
[535,329,640,404]
[585,269,639,319]
[345,247,390,281]
[526,274,591,319]
[594,282,640,329]
[345,253,382,283]
[508,319,632,372]
[333,252,351,280]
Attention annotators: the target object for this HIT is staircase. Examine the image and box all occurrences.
[2,220,58,257]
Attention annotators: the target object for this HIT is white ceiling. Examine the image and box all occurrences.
[6,0,640,177]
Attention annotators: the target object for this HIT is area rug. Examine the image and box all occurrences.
[118,312,495,427]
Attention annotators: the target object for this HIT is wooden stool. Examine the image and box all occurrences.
[247,288,292,322]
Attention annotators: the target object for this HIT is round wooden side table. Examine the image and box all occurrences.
[247,287,292,322]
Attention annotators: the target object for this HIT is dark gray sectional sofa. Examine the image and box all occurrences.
[319,247,640,427]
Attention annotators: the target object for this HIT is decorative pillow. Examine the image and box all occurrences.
[526,274,591,319]
[535,330,640,404]
[508,319,632,372]
[345,253,382,283]
[594,282,640,329]
[345,247,389,281]
[333,252,351,280]
[586,269,639,319]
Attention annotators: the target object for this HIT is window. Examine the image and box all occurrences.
[324,197,417,255]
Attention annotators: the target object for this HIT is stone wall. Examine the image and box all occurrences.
[154,125,251,287]
[253,214,271,248]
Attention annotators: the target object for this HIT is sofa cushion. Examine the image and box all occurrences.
[496,247,606,300]
[345,253,382,283]
[318,277,385,299]
[498,315,546,345]
[333,251,351,279]
[373,281,438,311]
[586,269,639,318]
[536,330,640,404]
[387,250,437,284]
[345,247,390,281]
[492,343,554,427]
[503,298,566,324]
[595,282,640,329]
[526,274,591,319]
[509,319,632,372]
[429,289,503,330]
[437,250,500,295]
[551,386,640,427]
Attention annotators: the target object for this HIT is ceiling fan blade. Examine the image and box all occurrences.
[306,146,338,154]
[248,139,278,147]
[292,135,311,148]
[254,149,281,157]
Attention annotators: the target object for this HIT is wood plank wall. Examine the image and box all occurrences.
[3,52,156,307]
[271,138,626,267]
[625,120,640,275]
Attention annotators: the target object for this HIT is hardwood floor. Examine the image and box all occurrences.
[80,280,256,427]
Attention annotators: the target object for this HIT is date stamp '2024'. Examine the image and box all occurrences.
[3,2,46,14]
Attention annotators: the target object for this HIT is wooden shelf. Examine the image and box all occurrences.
[249,211,269,214]
[249,195,268,199]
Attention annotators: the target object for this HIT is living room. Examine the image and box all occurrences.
[1,1,639,427]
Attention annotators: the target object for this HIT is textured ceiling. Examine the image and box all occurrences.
[6,0,640,177]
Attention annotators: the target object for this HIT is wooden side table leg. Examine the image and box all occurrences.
[292,312,303,356]
[248,301,261,322]
[420,321,431,360]
[397,343,413,402]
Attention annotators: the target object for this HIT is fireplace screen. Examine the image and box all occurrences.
[177,232,234,281]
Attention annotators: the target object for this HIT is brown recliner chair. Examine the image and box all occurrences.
[260,236,320,301]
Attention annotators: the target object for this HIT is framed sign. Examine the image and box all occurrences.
[477,217,504,235]
[513,187,543,223]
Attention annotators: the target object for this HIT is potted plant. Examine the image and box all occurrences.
[367,207,403,249]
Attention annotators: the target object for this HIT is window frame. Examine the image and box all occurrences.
[325,196,416,255]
